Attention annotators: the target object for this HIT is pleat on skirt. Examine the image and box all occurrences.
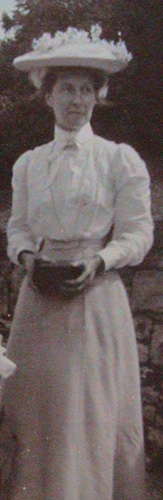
[0,269,145,500]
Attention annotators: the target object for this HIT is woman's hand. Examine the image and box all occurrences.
[59,255,105,295]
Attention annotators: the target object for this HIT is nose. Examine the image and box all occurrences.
[72,89,83,104]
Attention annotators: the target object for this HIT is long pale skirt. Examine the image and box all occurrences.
[0,245,145,500]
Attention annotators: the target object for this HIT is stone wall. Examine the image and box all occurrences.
[120,224,163,475]
[132,271,162,473]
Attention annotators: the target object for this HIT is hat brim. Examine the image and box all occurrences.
[13,43,130,74]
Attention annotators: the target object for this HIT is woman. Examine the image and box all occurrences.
[0,26,153,500]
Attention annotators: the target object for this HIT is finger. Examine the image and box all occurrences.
[63,276,88,287]
[60,278,90,293]
[69,260,82,267]
[64,269,90,285]
[64,265,97,286]
[60,283,84,292]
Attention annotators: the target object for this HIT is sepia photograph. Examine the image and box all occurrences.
[0,1,162,499]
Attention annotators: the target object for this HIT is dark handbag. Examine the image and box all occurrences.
[32,258,84,296]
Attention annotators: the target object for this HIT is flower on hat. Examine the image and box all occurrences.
[31,24,132,65]
[107,39,132,63]
[90,24,102,42]
[32,26,91,52]
[32,32,55,52]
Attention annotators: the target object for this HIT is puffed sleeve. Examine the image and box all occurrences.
[7,151,36,264]
[97,144,154,270]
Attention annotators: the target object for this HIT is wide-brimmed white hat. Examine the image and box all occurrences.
[13,25,132,90]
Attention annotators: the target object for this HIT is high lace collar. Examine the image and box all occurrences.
[54,122,94,148]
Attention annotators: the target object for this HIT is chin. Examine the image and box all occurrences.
[57,116,88,131]
[67,118,87,130]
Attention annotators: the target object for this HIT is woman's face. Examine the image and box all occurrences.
[46,70,96,131]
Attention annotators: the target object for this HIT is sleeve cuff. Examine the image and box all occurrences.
[18,249,35,264]
[16,244,36,263]
[7,242,36,265]
[96,240,131,271]
[97,247,120,271]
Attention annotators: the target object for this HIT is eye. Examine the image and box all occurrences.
[81,85,93,94]
[60,84,74,93]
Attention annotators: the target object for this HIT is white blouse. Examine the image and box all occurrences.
[7,123,154,270]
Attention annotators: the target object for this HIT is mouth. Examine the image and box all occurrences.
[68,110,85,115]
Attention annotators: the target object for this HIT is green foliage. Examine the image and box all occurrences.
[0,0,162,186]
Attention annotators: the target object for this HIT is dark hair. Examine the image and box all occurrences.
[41,66,108,97]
